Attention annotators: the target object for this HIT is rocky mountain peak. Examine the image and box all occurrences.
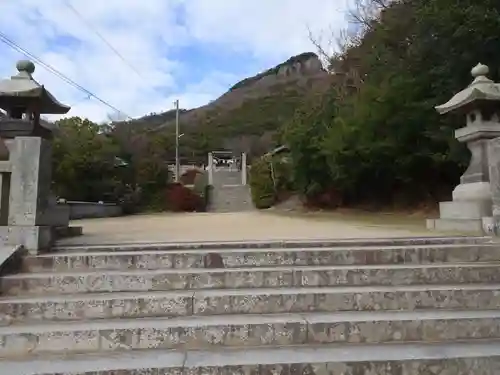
[230,52,325,91]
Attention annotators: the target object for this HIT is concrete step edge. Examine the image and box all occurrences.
[2,339,500,374]
[1,283,500,304]
[2,309,500,334]
[27,243,500,258]
[51,236,491,252]
[9,262,500,279]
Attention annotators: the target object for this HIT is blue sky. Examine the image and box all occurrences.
[171,44,259,85]
[0,0,351,122]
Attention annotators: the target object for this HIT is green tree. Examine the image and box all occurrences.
[52,116,120,201]
[281,87,337,197]
[118,132,172,209]
[296,0,500,206]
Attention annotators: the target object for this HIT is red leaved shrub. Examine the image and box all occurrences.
[165,183,202,212]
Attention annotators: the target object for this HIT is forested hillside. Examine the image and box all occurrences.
[112,52,329,163]
[267,0,500,209]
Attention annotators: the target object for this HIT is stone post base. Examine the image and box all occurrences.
[438,200,491,219]
[427,180,493,234]
[0,224,83,254]
[426,217,485,233]
[426,199,492,234]
[0,226,53,254]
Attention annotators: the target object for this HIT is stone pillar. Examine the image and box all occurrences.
[241,152,247,185]
[487,137,500,234]
[0,171,10,225]
[7,137,53,251]
[208,152,214,185]
[451,125,493,203]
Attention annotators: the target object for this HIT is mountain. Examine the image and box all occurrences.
[113,52,331,159]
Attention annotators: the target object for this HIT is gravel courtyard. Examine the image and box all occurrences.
[58,211,445,246]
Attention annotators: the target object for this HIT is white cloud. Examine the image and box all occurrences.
[184,0,350,59]
[0,0,350,123]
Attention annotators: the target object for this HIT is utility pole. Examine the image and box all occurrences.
[174,99,180,182]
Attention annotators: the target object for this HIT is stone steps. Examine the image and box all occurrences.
[208,185,254,212]
[2,284,500,324]
[1,237,500,374]
[210,169,251,212]
[22,242,497,272]
[4,263,500,296]
[212,170,243,185]
[3,340,500,374]
[2,310,500,358]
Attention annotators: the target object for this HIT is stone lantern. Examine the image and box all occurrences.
[427,63,500,233]
[0,60,75,252]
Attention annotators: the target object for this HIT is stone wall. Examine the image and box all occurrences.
[64,201,122,220]
[168,164,204,175]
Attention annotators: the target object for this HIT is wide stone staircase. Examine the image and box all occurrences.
[209,168,254,212]
[2,236,500,374]
[209,185,254,212]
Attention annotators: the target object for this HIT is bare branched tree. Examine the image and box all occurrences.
[307,26,337,70]
[307,0,394,99]
[307,26,364,100]
[348,0,391,31]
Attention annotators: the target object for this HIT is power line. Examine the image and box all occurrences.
[68,94,91,107]
[0,30,133,120]
[63,0,143,79]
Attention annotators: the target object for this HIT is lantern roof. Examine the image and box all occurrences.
[435,63,500,115]
[0,60,70,114]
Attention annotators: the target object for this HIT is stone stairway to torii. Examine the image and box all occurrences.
[207,151,254,212]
